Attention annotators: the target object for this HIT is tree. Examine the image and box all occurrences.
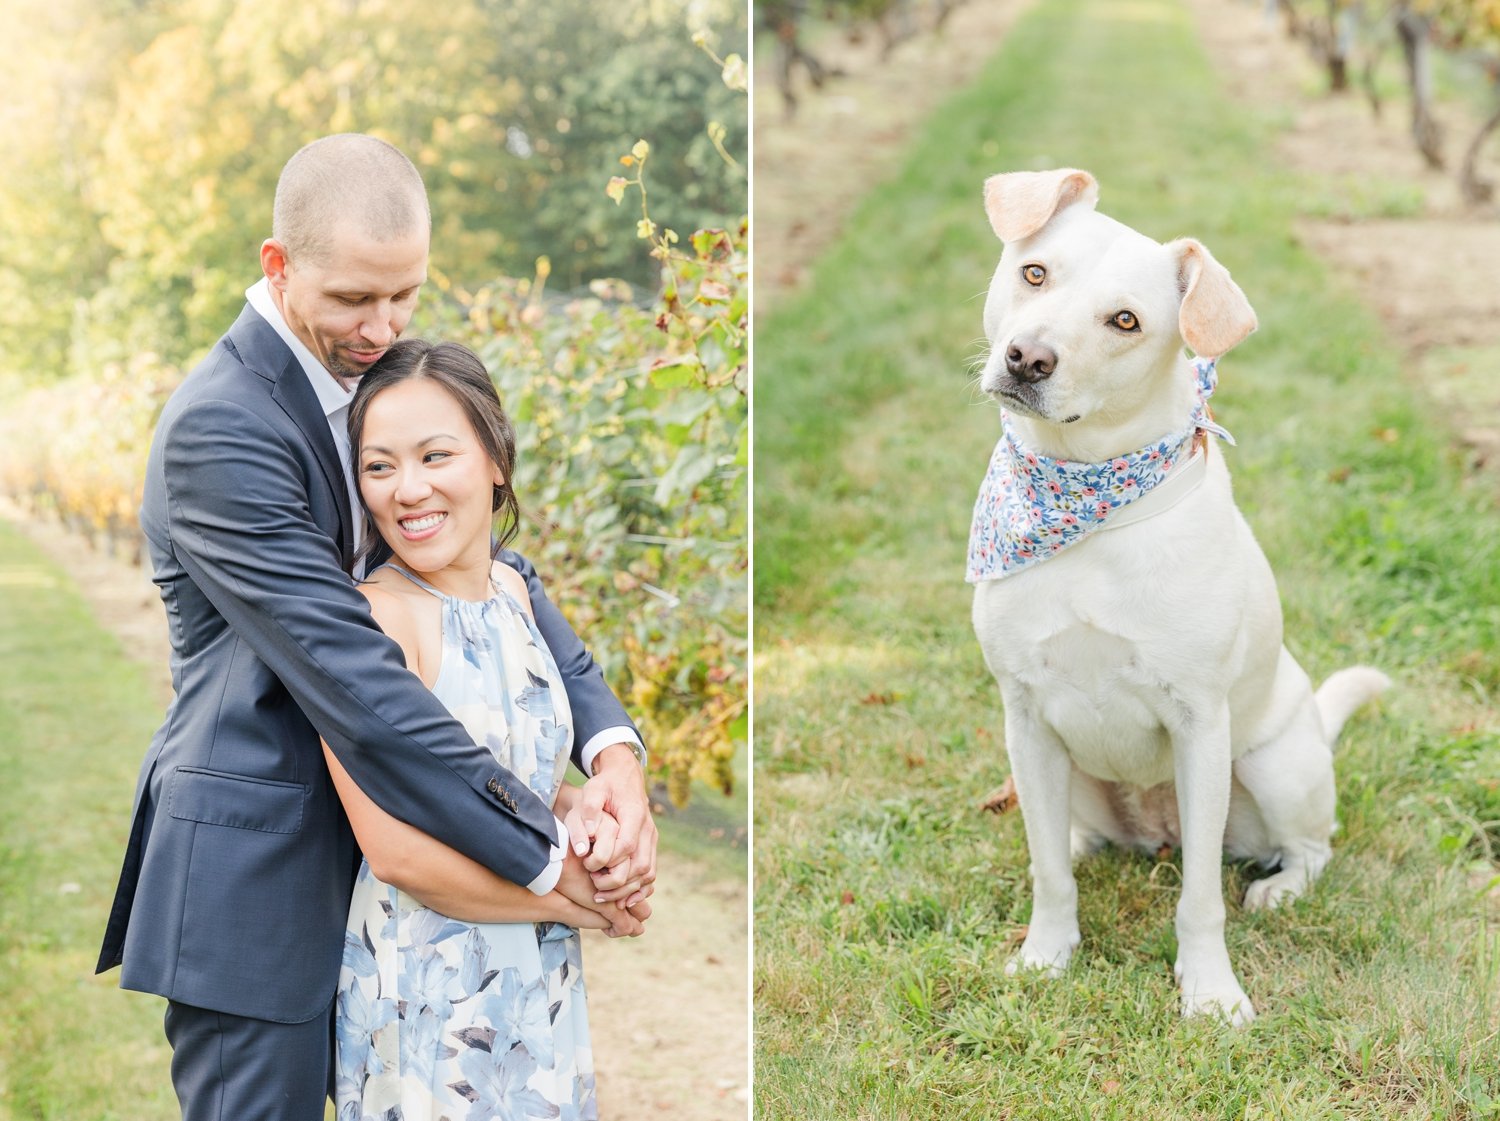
[0,0,747,382]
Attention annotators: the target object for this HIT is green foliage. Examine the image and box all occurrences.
[1419,0,1500,44]
[0,354,178,555]
[422,140,747,805]
[0,0,747,385]
[0,197,747,810]
[468,4,749,291]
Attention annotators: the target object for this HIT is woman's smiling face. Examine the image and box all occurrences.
[357,376,504,588]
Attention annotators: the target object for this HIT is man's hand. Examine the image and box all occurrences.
[571,743,657,909]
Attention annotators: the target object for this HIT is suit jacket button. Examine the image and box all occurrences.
[486,778,500,795]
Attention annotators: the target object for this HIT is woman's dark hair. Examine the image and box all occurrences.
[347,338,520,573]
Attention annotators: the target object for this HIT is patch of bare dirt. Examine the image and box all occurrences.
[1293,219,1500,351]
[753,0,1038,316]
[1185,0,1500,473]
[2,497,748,1119]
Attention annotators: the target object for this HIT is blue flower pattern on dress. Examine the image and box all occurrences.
[334,566,593,1121]
[458,1044,560,1121]
[480,968,557,1068]
[967,358,1234,583]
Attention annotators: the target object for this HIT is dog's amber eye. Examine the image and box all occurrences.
[1111,310,1140,332]
[1021,264,1046,287]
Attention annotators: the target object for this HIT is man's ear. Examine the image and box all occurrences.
[261,239,291,289]
[1170,238,1257,358]
[982,168,1099,243]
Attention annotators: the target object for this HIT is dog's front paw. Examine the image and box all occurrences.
[1175,964,1255,1027]
[1243,870,1303,912]
[1244,842,1330,912]
[1005,926,1080,978]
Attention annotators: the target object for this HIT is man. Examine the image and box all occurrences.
[96,133,656,1119]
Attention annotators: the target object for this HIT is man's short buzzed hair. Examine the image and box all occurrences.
[272,133,431,264]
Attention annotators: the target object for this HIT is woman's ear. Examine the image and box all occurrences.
[1169,238,1257,358]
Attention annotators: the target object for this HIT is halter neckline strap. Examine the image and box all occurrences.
[381,563,499,604]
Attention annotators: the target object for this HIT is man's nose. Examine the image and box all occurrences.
[358,306,398,346]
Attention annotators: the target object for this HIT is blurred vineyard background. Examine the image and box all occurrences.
[0,0,748,803]
[756,0,1500,203]
[1270,0,1500,202]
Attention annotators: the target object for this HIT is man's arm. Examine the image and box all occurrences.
[497,549,657,900]
[498,549,645,774]
[162,397,561,890]
[321,742,644,935]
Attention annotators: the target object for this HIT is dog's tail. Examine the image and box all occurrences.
[1315,667,1392,745]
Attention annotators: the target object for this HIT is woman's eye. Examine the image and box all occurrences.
[361,462,391,476]
[423,451,451,464]
[1111,310,1140,332]
[1022,264,1046,287]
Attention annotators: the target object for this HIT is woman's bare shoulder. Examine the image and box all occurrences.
[356,569,432,655]
[489,560,533,617]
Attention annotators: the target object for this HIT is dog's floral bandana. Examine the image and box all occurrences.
[966,357,1234,583]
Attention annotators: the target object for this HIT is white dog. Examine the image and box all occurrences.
[968,168,1388,1025]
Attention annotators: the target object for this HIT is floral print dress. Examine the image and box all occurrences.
[335,565,594,1121]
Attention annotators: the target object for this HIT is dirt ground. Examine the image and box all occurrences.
[1183,0,1500,474]
[3,500,748,1121]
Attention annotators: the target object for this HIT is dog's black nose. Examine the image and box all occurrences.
[1005,338,1057,383]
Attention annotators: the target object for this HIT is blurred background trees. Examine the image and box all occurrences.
[0,0,748,803]
[1272,0,1500,202]
[0,0,747,385]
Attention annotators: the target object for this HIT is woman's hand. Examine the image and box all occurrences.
[546,893,613,931]
[556,847,649,938]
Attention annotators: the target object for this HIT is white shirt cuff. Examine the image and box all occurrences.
[579,727,647,775]
[524,817,569,895]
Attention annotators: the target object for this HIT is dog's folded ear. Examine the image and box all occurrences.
[983,169,1099,243]
[1170,238,1258,358]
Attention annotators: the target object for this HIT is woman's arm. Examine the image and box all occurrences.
[322,742,609,928]
[323,582,634,931]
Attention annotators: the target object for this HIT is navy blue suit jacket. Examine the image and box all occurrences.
[96,305,638,1023]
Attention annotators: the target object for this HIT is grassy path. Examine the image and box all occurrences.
[753,0,1500,1117]
[0,518,176,1118]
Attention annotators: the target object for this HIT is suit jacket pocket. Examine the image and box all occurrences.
[167,766,307,834]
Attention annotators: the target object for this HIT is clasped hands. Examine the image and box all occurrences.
[554,743,657,938]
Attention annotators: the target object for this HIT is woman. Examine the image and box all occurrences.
[325,338,646,1120]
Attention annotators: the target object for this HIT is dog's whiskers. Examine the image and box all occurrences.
[963,342,999,407]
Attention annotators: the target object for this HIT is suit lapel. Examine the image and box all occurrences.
[226,306,356,571]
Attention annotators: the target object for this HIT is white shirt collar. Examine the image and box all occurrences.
[245,277,353,418]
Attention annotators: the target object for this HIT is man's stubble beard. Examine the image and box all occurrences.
[327,350,375,390]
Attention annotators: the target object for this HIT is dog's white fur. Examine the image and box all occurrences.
[971,169,1389,1026]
